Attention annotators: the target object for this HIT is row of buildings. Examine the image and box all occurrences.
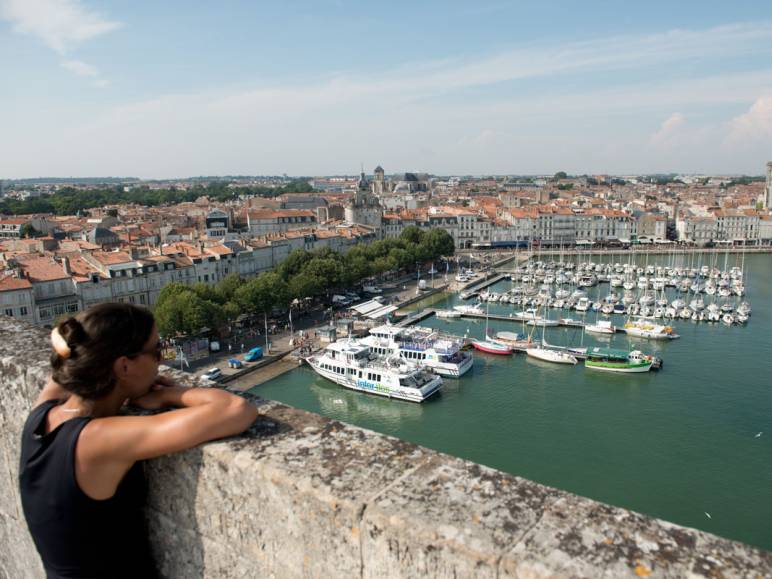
[2,164,771,326]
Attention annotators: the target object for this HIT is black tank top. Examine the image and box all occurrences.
[19,400,157,579]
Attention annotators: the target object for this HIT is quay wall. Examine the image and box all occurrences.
[1,316,770,578]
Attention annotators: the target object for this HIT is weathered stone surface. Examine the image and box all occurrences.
[2,317,771,579]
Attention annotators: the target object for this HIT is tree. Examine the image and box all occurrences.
[234,272,290,316]
[154,283,225,337]
[421,228,455,259]
[277,249,312,280]
[553,171,568,180]
[234,272,290,352]
[217,273,244,303]
[400,225,424,245]
[191,282,223,304]
[288,272,325,299]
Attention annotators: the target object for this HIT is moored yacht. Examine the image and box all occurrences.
[585,320,616,335]
[526,346,578,364]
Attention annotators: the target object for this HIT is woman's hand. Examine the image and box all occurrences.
[151,374,183,391]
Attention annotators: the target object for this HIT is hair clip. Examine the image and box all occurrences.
[51,327,72,359]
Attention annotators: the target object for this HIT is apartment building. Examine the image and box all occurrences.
[247,209,317,236]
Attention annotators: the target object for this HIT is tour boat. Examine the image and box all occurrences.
[306,340,443,403]
[585,320,616,335]
[360,324,474,378]
[624,318,680,340]
[584,348,654,373]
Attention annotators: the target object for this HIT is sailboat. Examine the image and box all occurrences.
[470,300,513,355]
[525,301,578,364]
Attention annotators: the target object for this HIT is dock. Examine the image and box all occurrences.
[394,308,437,327]
[459,273,510,299]
[457,311,597,329]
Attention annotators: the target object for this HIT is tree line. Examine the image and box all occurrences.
[0,180,314,216]
[153,226,455,338]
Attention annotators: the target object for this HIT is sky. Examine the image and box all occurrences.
[1,0,772,178]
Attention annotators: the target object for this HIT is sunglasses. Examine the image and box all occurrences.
[128,341,163,362]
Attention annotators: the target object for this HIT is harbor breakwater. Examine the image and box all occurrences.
[1,316,770,578]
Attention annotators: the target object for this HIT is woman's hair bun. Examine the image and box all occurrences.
[54,317,87,353]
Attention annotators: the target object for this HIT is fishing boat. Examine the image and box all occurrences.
[306,340,443,403]
[585,320,616,335]
[624,318,680,340]
[584,348,654,373]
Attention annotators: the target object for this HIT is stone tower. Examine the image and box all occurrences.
[766,162,772,209]
[345,170,382,232]
[373,165,386,195]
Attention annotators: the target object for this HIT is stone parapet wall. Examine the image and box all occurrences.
[1,317,770,578]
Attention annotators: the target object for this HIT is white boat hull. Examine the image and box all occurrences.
[430,353,474,377]
[585,362,652,373]
[307,360,442,403]
[526,348,578,364]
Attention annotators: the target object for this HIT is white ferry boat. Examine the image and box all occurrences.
[306,340,443,403]
[360,324,473,377]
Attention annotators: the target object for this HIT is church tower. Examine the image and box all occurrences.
[345,169,383,232]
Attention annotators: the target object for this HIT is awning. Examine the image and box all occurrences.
[364,304,398,319]
[351,299,386,316]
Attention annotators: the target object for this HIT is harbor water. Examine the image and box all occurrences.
[250,253,772,551]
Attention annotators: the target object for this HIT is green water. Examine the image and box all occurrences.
[251,254,772,551]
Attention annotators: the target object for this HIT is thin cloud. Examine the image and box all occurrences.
[0,0,121,53]
[651,113,686,145]
[61,59,97,77]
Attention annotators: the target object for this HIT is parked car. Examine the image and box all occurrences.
[244,347,263,362]
[227,359,243,369]
[201,367,223,381]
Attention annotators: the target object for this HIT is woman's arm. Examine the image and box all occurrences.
[32,377,71,409]
[82,386,258,463]
[73,386,258,500]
